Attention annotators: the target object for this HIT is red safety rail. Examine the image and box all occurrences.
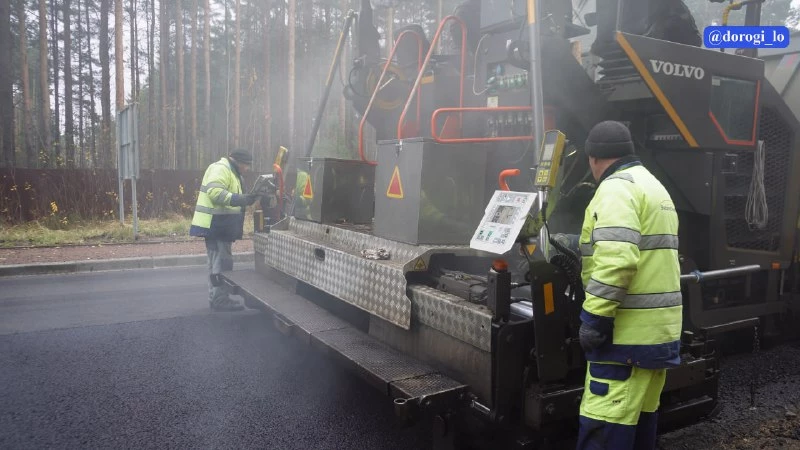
[499,169,520,191]
[397,15,467,140]
[358,30,424,166]
[273,163,284,218]
[430,106,535,143]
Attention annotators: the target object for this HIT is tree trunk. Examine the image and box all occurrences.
[339,0,348,152]
[263,0,271,167]
[129,0,139,100]
[232,0,240,149]
[18,0,36,167]
[128,0,135,100]
[85,0,97,167]
[77,0,84,168]
[115,0,124,113]
[386,7,393,49]
[287,0,295,153]
[160,0,170,168]
[175,0,185,168]
[50,0,60,165]
[100,0,110,167]
[147,0,155,167]
[204,0,210,162]
[300,0,313,151]
[190,0,198,169]
[38,0,51,166]
[0,0,12,167]
[64,0,75,167]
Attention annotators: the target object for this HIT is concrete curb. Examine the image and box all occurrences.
[0,252,255,277]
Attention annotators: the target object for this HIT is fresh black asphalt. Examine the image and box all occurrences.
[0,267,432,449]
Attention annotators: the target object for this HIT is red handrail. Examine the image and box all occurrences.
[397,15,467,139]
[431,106,534,143]
[358,30,424,166]
[499,169,520,191]
[273,163,284,219]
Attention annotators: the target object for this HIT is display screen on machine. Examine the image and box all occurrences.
[470,190,538,255]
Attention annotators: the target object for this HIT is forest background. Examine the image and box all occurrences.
[0,0,798,228]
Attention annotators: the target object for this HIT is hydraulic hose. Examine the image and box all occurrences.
[548,233,584,302]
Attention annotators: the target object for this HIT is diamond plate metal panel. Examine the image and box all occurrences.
[264,225,412,329]
[254,232,269,254]
[409,285,493,352]
[390,373,467,399]
[260,218,491,337]
[313,327,435,383]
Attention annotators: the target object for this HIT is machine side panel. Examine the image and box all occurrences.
[616,32,765,151]
[713,82,800,266]
[647,150,714,216]
[374,140,424,244]
[419,143,488,245]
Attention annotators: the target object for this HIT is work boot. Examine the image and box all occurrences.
[210,298,245,312]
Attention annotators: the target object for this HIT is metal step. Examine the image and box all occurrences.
[222,269,469,405]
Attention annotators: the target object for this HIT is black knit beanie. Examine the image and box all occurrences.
[584,121,635,159]
[230,149,253,165]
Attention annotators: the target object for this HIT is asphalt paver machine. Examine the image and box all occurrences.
[225,0,800,447]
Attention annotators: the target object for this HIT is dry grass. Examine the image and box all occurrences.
[0,209,256,248]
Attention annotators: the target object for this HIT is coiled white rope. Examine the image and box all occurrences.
[746,140,768,230]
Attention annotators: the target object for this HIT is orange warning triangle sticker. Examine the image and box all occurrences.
[302,176,314,199]
[386,166,404,199]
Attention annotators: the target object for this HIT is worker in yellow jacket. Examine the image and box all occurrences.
[190,150,259,312]
[576,121,682,450]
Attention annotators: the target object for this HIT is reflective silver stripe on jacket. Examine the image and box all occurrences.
[581,234,678,256]
[592,227,641,245]
[194,205,242,215]
[200,183,232,202]
[620,291,682,309]
[585,279,627,302]
[586,278,682,308]
[201,182,228,192]
[638,234,679,250]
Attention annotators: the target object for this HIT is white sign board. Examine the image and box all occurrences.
[470,190,538,255]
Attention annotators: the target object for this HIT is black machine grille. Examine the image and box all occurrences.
[723,107,793,252]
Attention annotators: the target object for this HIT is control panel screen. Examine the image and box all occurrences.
[490,205,519,225]
[541,143,555,162]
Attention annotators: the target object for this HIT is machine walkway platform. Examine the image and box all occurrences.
[222,269,469,411]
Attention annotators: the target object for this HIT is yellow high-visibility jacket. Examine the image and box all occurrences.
[190,157,246,241]
[579,156,683,369]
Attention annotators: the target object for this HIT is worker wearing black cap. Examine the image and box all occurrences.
[190,149,259,312]
[576,121,683,449]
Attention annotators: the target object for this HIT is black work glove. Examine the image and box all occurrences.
[579,322,608,352]
[230,193,258,207]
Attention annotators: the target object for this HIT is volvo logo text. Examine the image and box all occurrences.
[649,59,705,80]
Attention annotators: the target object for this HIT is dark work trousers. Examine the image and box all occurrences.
[206,238,234,306]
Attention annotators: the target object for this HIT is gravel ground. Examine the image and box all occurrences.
[0,238,253,265]
[658,341,800,449]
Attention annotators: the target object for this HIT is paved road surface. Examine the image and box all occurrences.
[0,267,432,449]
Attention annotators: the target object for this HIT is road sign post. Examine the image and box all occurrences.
[117,104,140,240]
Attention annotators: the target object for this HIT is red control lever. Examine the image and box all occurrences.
[498,169,520,191]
